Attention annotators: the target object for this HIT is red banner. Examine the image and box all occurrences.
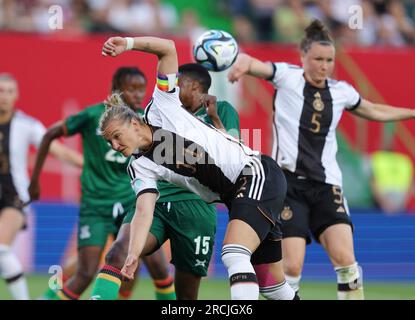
[1,33,414,209]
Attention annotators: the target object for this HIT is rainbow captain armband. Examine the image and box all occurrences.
[157,73,178,92]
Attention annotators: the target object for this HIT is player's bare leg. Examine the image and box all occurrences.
[174,269,201,300]
[54,246,102,300]
[142,248,175,300]
[0,208,29,299]
[90,224,175,300]
[282,237,306,294]
[319,224,364,300]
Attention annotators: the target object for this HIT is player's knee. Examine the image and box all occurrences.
[283,261,303,277]
[330,251,355,267]
[105,242,128,269]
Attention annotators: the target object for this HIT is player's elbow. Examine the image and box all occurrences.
[160,39,176,57]
[44,122,64,141]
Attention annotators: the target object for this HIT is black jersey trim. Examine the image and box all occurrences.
[265,62,276,82]
[144,97,154,124]
[347,97,362,111]
[136,188,159,198]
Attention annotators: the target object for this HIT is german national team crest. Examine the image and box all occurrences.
[281,206,293,220]
[313,92,324,111]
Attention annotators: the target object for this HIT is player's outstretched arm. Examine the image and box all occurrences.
[352,99,415,122]
[49,142,83,168]
[28,121,66,201]
[101,36,178,76]
[228,53,274,83]
[121,192,158,280]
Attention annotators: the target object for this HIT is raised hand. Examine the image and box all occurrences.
[102,37,128,57]
[228,53,252,83]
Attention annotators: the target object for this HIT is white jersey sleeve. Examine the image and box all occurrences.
[341,81,361,110]
[268,62,294,88]
[29,118,46,148]
[128,157,160,198]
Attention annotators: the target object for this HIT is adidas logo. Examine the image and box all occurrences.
[336,206,346,213]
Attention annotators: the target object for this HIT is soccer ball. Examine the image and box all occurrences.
[193,30,238,72]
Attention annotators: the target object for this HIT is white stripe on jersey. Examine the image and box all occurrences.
[269,62,361,187]
[9,110,46,203]
[246,157,264,201]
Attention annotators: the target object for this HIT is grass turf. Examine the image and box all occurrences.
[0,274,414,300]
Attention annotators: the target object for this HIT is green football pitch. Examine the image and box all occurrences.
[0,275,414,300]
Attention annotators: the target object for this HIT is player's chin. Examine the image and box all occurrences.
[121,149,131,157]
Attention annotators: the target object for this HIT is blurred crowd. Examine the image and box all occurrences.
[224,0,415,46]
[0,0,415,46]
[1,0,415,45]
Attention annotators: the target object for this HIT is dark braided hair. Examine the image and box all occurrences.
[300,19,334,53]
[111,67,146,92]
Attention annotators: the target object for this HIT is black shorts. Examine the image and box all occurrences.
[0,176,26,229]
[281,170,353,245]
[227,155,287,263]
[0,177,24,213]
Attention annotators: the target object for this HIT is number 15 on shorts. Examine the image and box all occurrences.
[194,236,211,255]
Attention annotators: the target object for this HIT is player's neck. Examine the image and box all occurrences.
[304,73,326,88]
[0,109,13,124]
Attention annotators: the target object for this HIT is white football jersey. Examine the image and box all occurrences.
[7,110,46,202]
[268,62,361,187]
[128,85,261,203]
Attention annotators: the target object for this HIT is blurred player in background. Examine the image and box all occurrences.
[228,19,415,299]
[0,73,83,299]
[89,62,240,299]
[100,35,297,300]
[28,67,175,300]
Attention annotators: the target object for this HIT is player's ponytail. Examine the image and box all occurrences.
[300,19,333,53]
[104,91,127,109]
[99,92,144,134]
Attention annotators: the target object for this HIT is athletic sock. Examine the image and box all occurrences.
[90,265,122,300]
[153,275,176,300]
[0,245,30,300]
[222,244,259,300]
[335,262,364,300]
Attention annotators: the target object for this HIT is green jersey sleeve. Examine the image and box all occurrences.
[64,107,93,136]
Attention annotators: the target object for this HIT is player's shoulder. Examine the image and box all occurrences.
[273,62,303,71]
[69,103,105,121]
[13,109,43,126]
[85,102,106,114]
[328,78,356,91]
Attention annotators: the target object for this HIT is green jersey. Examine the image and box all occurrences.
[65,103,143,208]
[157,100,240,202]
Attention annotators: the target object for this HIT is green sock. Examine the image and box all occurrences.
[39,287,58,300]
[90,265,122,300]
[154,275,176,300]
